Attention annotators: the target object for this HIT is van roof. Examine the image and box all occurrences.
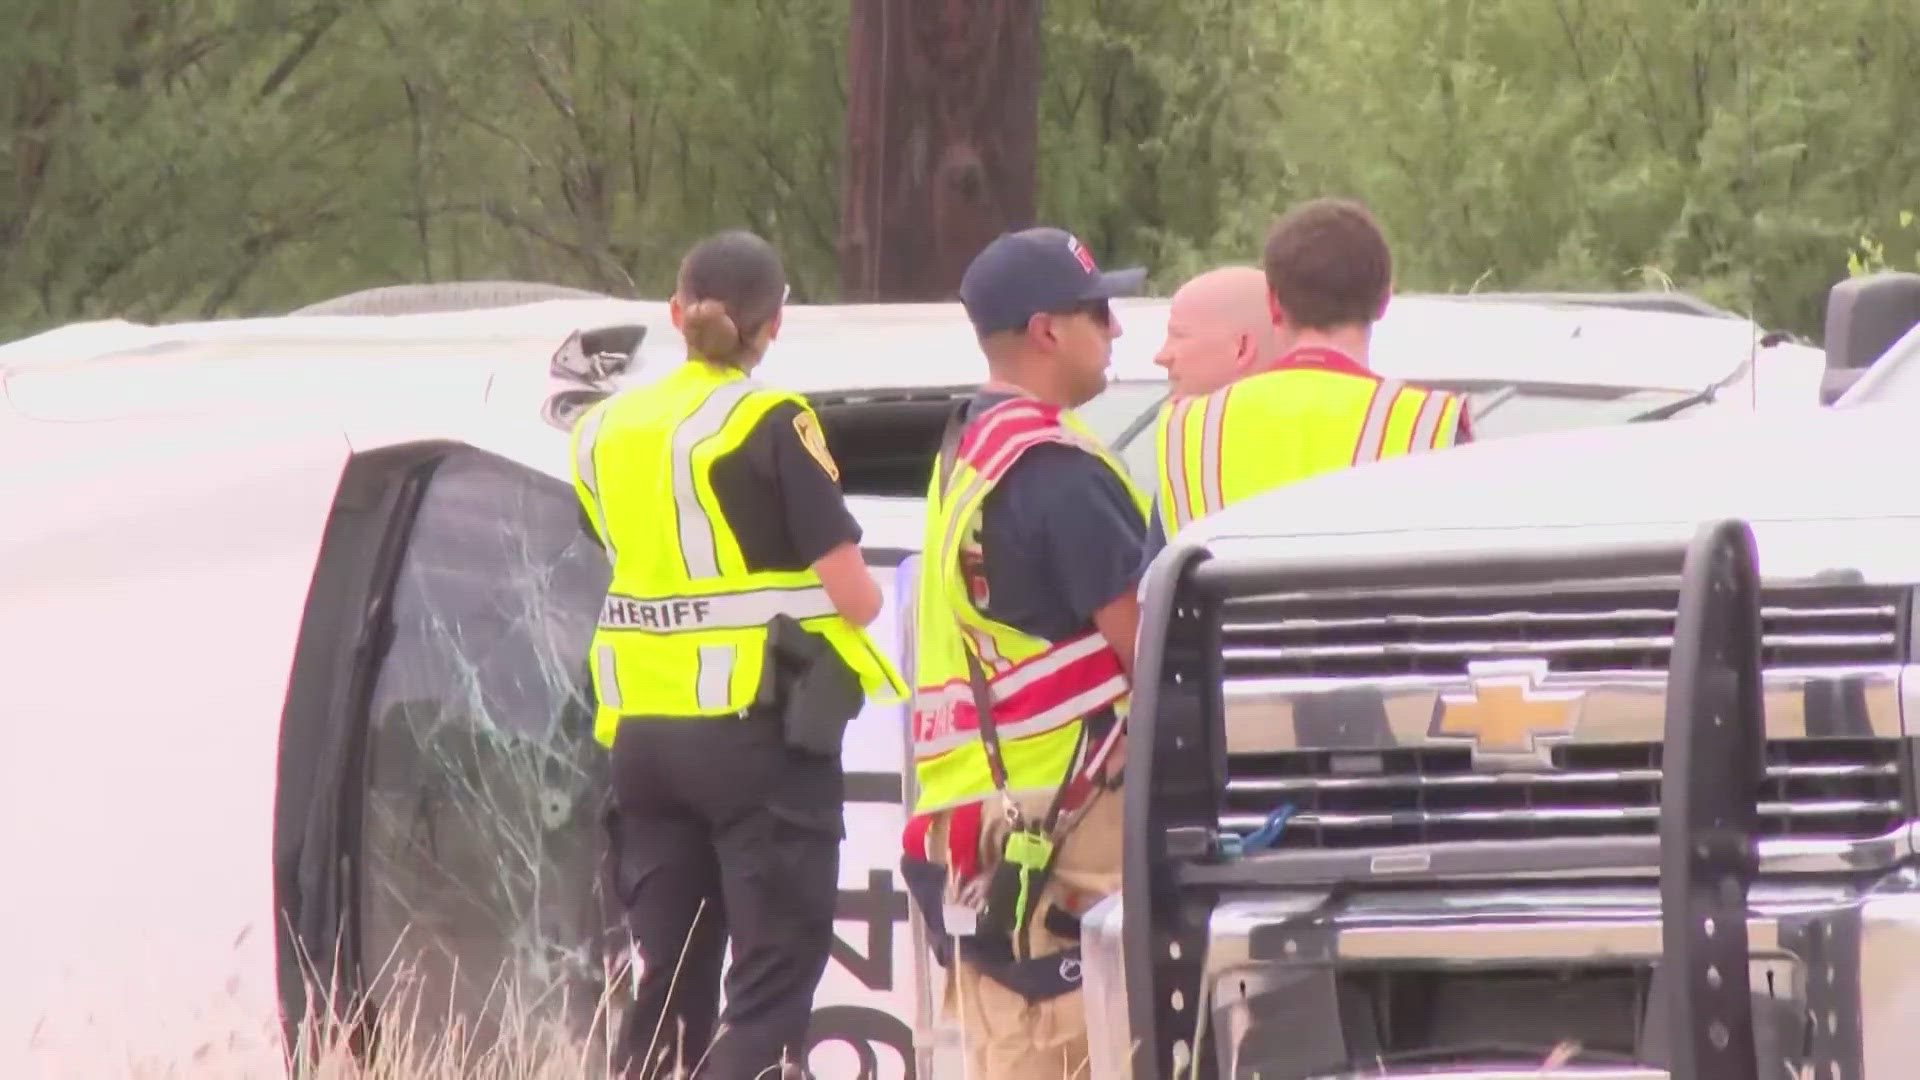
[0,291,1781,423]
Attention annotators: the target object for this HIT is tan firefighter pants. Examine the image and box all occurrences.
[929,782,1123,1079]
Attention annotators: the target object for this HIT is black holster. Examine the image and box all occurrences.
[753,613,865,757]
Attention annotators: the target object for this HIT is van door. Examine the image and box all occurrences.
[275,443,616,1065]
[277,443,938,1077]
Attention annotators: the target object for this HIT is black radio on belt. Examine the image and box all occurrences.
[755,613,865,756]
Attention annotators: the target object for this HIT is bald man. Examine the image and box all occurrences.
[1138,265,1288,554]
[1153,265,1284,397]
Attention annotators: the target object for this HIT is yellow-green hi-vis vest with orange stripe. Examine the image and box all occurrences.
[909,396,1149,815]
[570,358,906,747]
[1154,350,1467,539]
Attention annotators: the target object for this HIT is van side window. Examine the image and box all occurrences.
[358,448,613,1048]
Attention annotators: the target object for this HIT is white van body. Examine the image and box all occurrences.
[0,292,1830,1076]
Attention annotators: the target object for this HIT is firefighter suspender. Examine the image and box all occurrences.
[933,404,1114,955]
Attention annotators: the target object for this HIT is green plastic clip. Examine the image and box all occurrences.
[1004,830,1054,955]
[1004,829,1054,869]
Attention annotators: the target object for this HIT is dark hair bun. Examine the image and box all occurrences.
[676,230,786,365]
[681,298,742,359]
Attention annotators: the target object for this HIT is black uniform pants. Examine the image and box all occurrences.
[603,708,844,1079]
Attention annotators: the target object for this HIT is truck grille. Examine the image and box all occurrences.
[1221,738,1908,849]
[1219,582,1907,678]
[1214,583,1911,849]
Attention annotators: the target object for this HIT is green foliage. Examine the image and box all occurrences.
[1849,210,1920,277]
[4,0,1919,342]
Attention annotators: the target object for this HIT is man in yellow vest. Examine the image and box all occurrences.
[1149,198,1472,553]
[571,229,907,1079]
[901,227,1150,1078]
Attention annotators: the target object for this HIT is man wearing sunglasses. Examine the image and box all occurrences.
[898,227,1152,1078]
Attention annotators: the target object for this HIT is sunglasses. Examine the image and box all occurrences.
[1045,298,1112,327]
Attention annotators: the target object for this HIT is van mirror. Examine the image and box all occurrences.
[550,324,646,384]
[1824,273,1920,375]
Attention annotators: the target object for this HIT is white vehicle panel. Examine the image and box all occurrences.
[1,292,1799,415]
[0,289,1839,1075]
[1175,402,1920,585]
[2,418,349,1074]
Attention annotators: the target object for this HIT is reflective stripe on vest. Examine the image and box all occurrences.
[911,629,1127,757]
[1155,366,1465,536]
[909,397,1147,814]
[570,359,905,743]
[599,585,837,631]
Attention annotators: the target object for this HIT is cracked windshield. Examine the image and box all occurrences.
[8,2,1920,1079]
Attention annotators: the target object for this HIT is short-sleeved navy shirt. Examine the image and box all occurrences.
[959,389,1147,664]
[585,399,861,570]
[1141,501,1170,570]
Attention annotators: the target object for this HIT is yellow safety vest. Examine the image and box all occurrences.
[909,396,1149,814]
[1155,353,1466,538]
[570,358,907,747]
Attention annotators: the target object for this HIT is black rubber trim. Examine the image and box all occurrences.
[1659,519,1765,1080]
[271,441,454,1069]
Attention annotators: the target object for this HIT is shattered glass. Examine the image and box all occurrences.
[358,448,617,1057]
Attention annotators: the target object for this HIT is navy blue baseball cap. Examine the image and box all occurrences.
[958,227,1148,336]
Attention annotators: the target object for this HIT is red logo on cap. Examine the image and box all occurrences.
[1067,236,1097,273]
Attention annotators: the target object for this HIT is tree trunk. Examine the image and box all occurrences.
[840,0,1041,302]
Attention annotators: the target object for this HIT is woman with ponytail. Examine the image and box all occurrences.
[572,229,898,1078]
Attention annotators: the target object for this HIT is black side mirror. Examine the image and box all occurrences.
[551,324,646,384]
[541,388,612,432]
[1823,272,1920,374]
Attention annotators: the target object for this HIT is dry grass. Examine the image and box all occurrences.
[106,908,788,1080]
[283,961,618,1079]
[78,933,1614,1080]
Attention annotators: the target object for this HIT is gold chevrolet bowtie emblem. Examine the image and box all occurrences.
[1430,659,1582,765]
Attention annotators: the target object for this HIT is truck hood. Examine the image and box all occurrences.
[1178,401,1920,584]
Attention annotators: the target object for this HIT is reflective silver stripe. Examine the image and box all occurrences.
[971,626,1006,669]
[600,585,835,632]
[1409,390,1449,452]
[594,643,623,710]
[1196,389,1228,518]
[673,379,760,578]
[696,643,735,711]
[1352,379,1404,464]
[575,402,615,561]
[1161,397,1195,532]
[1163,390,1230,532]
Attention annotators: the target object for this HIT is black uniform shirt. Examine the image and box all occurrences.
[708,400,862,569]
